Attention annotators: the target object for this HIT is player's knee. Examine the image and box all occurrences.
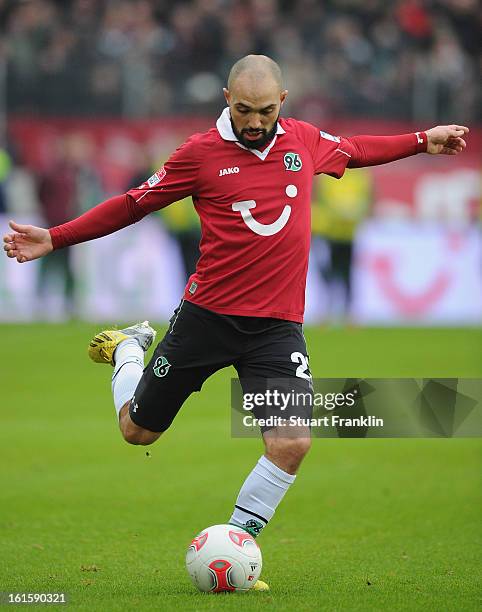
[118,402,161,445]
[283,436,312,460]
[265,435,311,465]
[122,423,160,446]
[295,436,312,458]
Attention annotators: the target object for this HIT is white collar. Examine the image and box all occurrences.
[215,107,285,161]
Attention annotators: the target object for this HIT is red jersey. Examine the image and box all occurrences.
[129,111,349,322]
[50,109,427,322]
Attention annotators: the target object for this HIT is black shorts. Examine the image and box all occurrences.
[129,300,313,432]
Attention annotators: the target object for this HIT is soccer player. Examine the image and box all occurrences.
[3,55,468,592]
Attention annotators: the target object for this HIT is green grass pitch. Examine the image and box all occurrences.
[1,324,481,611]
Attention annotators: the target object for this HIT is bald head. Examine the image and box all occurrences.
[224,55,287,150]
[227,55,283,91]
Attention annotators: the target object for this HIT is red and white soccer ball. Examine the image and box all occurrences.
[186,524,262,592]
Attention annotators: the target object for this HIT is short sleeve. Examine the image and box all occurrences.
[127,135,201,213]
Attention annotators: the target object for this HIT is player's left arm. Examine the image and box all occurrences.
[424,124,469,155]
[344,124,469,168]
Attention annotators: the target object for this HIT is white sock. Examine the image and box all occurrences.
[111,339,144,417]
[229,455,296,537]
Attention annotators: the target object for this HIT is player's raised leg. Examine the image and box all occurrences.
[88,321,160,445]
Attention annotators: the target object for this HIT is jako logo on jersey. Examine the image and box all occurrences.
[153,355,171,377]
[146,167,166,188]
[232,200,291,236]
[219,166,239,176]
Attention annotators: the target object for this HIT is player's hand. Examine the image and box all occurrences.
[425,125,469,155]
[3,220,53,263]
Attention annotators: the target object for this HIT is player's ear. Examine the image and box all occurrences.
[280,90,288,106]
[223,88,230,105]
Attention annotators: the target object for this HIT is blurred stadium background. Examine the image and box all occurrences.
[0,0,480,325]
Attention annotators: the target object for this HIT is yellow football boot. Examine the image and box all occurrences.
[253,579,269,592]
[88,321,156,366]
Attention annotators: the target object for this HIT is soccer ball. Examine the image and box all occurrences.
[186,524,262,592]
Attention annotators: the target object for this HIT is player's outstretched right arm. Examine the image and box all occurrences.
[3,135,202,264]
[3,220,53,263]
[3,193,147,264]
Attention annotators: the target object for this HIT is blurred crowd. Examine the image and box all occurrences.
[0,0,480,122]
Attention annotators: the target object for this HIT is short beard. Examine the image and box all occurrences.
[231,115,279,149]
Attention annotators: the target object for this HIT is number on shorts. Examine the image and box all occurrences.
[291,351,311,380]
